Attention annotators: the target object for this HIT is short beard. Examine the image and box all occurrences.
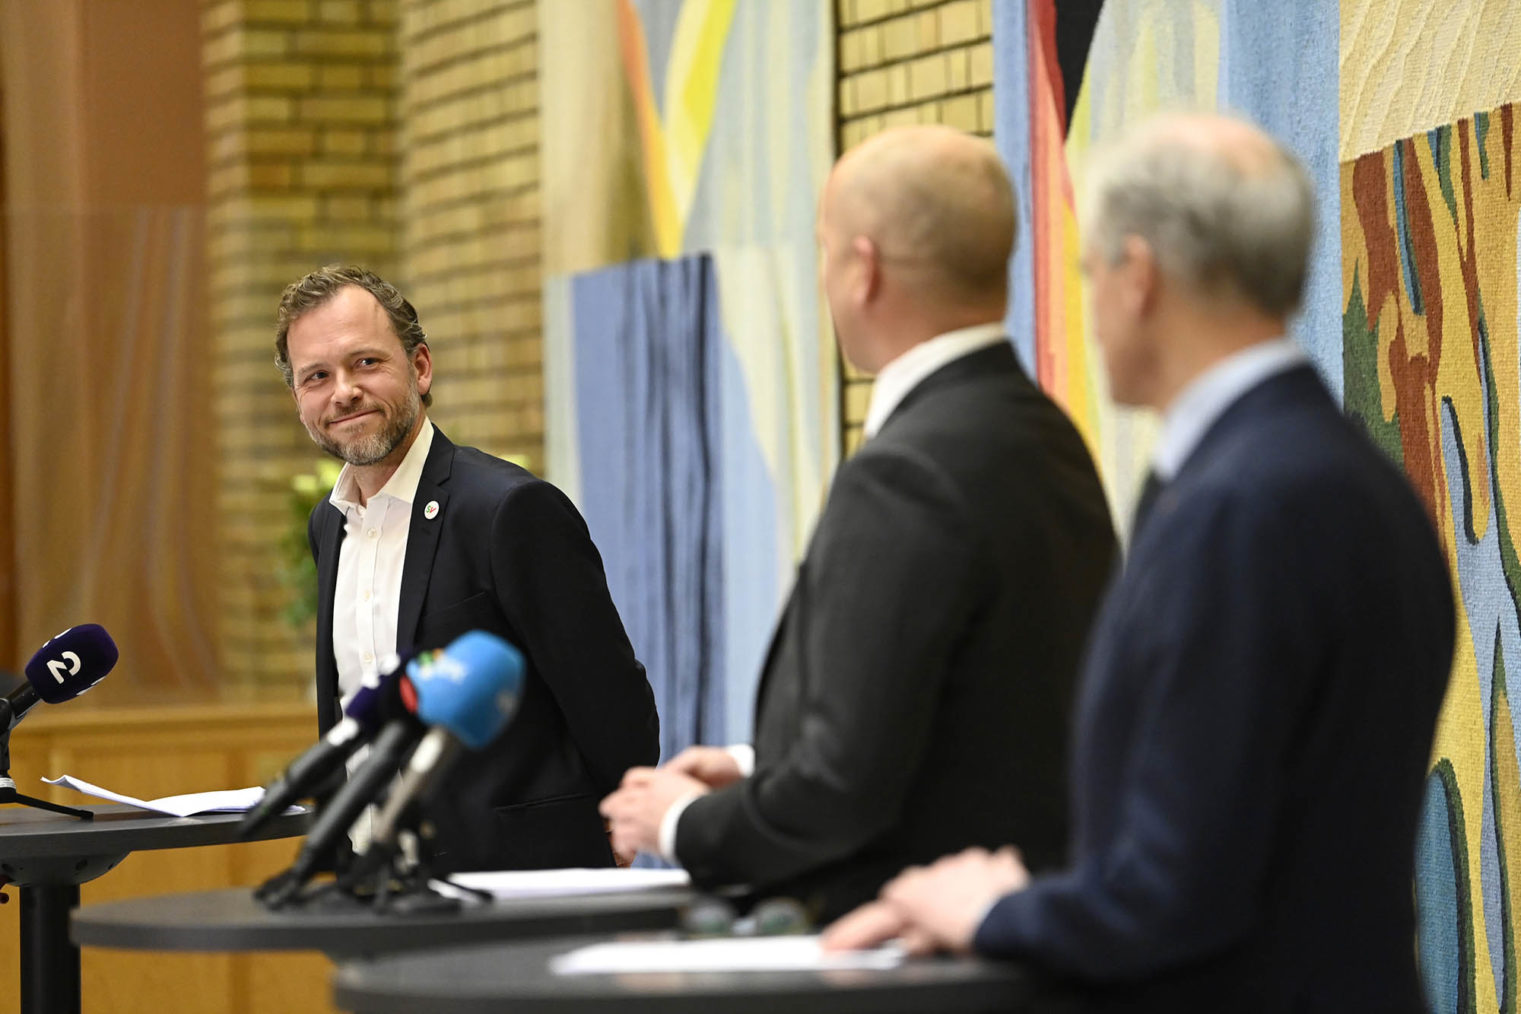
[309,386,421,467]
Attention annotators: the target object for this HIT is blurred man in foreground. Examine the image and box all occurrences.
[600,126,1116,922]
[825,113,1455,1011]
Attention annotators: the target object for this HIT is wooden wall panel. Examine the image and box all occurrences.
[0,704,336,1014]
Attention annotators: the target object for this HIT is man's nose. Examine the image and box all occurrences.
[332,371,361,404]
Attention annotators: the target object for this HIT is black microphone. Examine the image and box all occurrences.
[238,663,421,839]
[1,625,118,734]
[256,715,425,908]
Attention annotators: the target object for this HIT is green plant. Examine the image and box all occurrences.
[279,459,344,629]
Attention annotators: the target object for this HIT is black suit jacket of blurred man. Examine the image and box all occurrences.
[310,427,660,872]
[975,365,1455,1011]
[676,341,1117,922]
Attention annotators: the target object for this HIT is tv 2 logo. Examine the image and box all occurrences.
[47,652,82,685]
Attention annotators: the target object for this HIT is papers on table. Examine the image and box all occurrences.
[550,934,907,975]
[446,867,691,899]
[40,775,300,818]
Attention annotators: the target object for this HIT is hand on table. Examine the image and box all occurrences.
[822,846,1030,955]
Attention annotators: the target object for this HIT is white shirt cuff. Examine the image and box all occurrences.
[657,790,705,862]
[726,743,755,777]
[657,744,754,862]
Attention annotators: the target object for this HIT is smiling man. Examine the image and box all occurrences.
[274,265,658,872]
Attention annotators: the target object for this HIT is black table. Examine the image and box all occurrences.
[0,804,308,1014]
[331,932,1035,1013]
[72,883,696,958]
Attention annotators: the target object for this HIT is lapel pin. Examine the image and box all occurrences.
[423,500,440,520]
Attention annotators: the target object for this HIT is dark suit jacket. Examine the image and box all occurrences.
[976,365,1455,1011]
[675,342,1117,922]
[310,427,660,872]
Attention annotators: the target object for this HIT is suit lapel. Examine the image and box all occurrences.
[313,502,345,729]
[396,428,455,653]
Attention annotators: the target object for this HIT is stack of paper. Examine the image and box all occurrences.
[550,935,907,975]
[447,867,690,899]
[41,775,300,817]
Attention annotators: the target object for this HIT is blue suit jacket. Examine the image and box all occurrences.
[976,366,1454,1010]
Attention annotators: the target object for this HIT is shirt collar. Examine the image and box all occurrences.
[863,322,1008,438]
[1152,338,1307,480]
[330,418,436,512]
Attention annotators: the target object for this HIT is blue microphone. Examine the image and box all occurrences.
[356,632,525,873]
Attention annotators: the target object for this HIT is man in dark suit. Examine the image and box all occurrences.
[275,265,659,872]
[599,126,1116,923]
[826,114,1456,1010]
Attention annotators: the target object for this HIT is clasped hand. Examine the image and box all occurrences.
[599,745,746,859]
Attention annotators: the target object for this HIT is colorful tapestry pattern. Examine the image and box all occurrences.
[994,0,1339,526]
[998,1,1521,1006]
[539,0,836,749]
[1345,104,1521,1014]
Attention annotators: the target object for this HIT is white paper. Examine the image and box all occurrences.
[41,775,300,818]
[446,867,691,899]
[550,934,906,975]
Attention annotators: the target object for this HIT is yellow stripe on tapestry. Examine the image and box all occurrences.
[1058,201,1099,453]
[663,0,738,246]
[616,0,680,257]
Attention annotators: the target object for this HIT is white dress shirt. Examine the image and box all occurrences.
[328,420,435,849]
[330,419,435,703]
[1151,338,1308,480]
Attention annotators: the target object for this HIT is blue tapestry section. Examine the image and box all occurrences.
[569,255,727,761]
[991,0,1037,375]
[1219,0,1342,399]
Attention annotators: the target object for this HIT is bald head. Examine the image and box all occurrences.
[824,126,1016,306]
[1085,112,1315,318]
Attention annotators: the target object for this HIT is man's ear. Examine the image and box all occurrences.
[1121,234,1159,317]
[852,234,881,306]
[412,343,433,398]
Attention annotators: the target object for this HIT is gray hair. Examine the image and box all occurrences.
[1085,117,1315,318]
[274,265,432,406]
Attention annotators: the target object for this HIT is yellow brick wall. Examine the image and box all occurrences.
[397,0,543,470]
[836,0,994,453]
[203,0,400,688]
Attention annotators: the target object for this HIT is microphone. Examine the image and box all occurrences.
[2,624,118,734]
[256,719,422,908]
[1,624,117,820]
[237,662,421,839]
[360,631,525,864]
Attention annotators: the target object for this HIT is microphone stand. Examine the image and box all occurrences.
[0,728,93,820]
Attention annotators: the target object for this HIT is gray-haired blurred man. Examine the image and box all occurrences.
[827,113,1455,1012]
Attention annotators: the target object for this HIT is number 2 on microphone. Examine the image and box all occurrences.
[46,651,82,684]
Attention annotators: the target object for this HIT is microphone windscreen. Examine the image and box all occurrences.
[24,624,118,704]
[406,630,525,749]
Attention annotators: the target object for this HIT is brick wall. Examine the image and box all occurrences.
[203,0,400,688]
[195,0,984,690]
[397,0,542,469]
[835,0,994,453]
